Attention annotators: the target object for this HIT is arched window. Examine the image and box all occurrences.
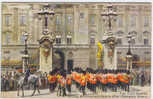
[130,31,137,36]
[90,34,95,45]
[143,31,150,37]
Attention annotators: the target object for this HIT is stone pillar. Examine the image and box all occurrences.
[40,46,52,73]
[89,46,96,69]
[13,8,19,43]
[103,48,117,69]
[103,36,117,69]
[39,35,54,73]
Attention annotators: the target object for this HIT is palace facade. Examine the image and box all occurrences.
[1,2,152,72]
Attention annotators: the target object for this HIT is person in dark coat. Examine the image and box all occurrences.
[24,68,31,84]
[140,72,145,86]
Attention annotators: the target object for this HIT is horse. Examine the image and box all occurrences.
[15,72,41,97]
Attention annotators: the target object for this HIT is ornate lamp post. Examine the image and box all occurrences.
[37,4,55,34]
[22,32,30,73]
[101,3,117,35]
[37,4,55,73]
[126,32,133,71]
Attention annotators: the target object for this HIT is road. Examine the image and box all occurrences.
[0,85,151,99]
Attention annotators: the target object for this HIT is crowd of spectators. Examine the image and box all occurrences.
[1,69,151,91]
[1,71,49,91]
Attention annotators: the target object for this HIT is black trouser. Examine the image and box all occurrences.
[62,87,66,96]
[80,86,85,95]
[101,83,107,92]
[112,83,117,92]
[120,82,129,91]
[107,83,112,90]
[49,83,56,92]
[5,80,9,91]
[141,79,145,86]
[87,83,95,92]
[66,84,71,92]
[57,84,62,96]
[92,84,96,93]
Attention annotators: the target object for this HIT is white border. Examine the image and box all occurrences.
[0,1,152,99]
[0,0,152,2]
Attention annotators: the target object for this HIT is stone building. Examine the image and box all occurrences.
[1,2,151,72]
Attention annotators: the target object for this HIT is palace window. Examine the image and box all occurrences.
[56,15,61,24]
[90,15,95,24]
[20,15,26,25]
[5,15,11,25]
[67,16,72,24]
[20,35,25,44]
[143,31,149,37]
[117,15,123,27]
[90,37,95,44]
[144,38,149,45]
[144,16,149,27]
[67,36,72,44]
[130,15,136,27]
[80,13,84,19]
[5,33,10,45]
[56,36,61,44]
[4,50,10,54]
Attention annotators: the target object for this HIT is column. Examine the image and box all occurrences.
[40,46,53,73]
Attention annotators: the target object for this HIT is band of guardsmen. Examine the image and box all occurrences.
[48,68,130,96]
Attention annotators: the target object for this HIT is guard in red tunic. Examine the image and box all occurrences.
[61,75,66,96]
[80,71,87,95]
[48,71,57,93]
[111,70,118,92]
[100,70,108,92]
[66,72,72,93]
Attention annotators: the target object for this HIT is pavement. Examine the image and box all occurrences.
[0,85,151,99]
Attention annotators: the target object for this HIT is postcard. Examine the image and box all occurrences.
[0,1,151,99]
